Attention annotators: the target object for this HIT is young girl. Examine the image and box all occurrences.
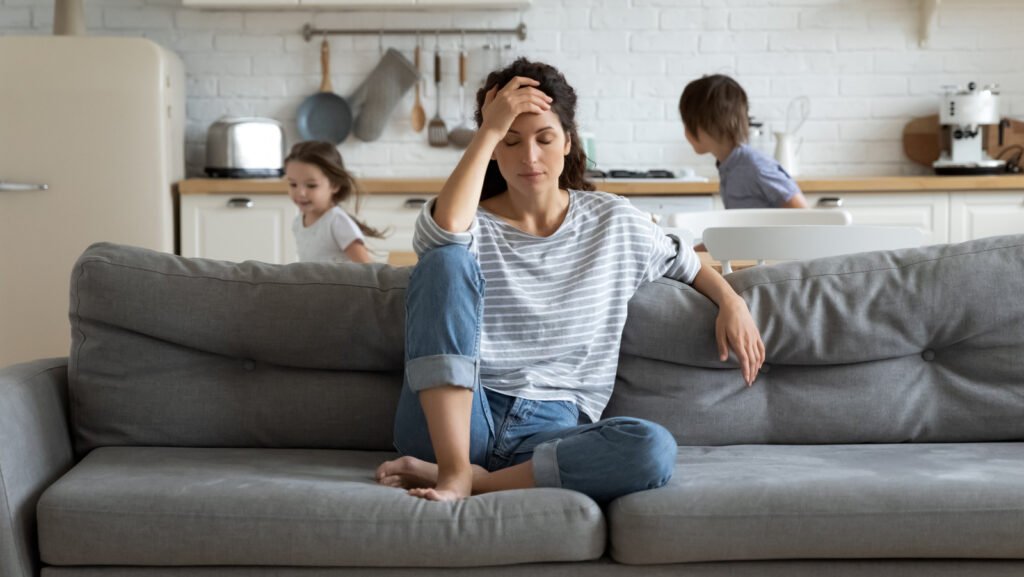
[284,141,385,264]
[376,59,765,503]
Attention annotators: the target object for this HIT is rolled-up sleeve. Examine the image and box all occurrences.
[412,198,480,258]
[642,218,701,285]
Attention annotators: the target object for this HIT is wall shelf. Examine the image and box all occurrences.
[181,0,531,10]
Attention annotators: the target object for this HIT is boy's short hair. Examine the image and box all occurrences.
[679,74,749,147]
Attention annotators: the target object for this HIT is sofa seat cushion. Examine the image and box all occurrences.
[610,443,1024,564]
[37,447,605,567]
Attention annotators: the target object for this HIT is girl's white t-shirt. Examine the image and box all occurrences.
[293,206,365,263]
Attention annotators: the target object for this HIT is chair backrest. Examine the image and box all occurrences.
[703,224,927,273]
[661,208,853,244]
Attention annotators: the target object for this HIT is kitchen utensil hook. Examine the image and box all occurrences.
[301,22,527,43]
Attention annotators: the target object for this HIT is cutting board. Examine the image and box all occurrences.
[902,115,942,166]
[902,115,1024,167]
[988,117,1024,162]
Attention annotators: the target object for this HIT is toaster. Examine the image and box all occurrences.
[205,117,285,178]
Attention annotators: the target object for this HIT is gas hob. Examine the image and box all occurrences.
[586,168,708,183]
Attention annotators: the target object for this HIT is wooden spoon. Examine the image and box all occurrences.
[411,44,426,133]
[449,49,476,149]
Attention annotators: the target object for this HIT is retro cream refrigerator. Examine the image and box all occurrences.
[0,36,185,367]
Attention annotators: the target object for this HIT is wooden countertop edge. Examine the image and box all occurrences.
[177,176,1024,196]
[177,178,718,195]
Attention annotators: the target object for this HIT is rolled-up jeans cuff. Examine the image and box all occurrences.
[532,439,563,488]
[405,354,478,393]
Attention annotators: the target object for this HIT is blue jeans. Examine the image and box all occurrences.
[393,244,678,503]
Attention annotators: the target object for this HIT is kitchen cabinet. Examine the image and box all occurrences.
[342,194,434,260]
[949,191,1024,242]
[179,193,430,265]
[180,194,298,264]
[345,193,715,261]
[803,192,950,244]
[176,177,1024,264]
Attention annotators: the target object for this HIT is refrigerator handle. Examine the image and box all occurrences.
[0,180,49,192]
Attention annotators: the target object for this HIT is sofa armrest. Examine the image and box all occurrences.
[0,358,74,577]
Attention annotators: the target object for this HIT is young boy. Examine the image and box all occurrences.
[679,74,808,209]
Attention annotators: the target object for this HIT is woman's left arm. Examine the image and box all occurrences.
[690,265,765,386]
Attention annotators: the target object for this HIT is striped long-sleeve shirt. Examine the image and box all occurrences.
[413,190,701,422]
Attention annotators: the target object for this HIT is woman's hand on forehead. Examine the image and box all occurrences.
[480,76,553,136]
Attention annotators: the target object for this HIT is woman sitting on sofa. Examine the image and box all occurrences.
[375,59,765,502]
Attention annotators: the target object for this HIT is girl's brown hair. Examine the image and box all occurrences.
[678,74,749,148]
[284,141,386,239]
[474,58,594,201]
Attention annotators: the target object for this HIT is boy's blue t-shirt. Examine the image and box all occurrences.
[717,144,801,209]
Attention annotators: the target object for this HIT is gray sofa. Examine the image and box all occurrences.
[2,235,1024,577]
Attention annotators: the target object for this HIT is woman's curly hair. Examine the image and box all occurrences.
[474,58,594,200]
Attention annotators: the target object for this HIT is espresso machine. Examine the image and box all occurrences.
[933,82,1006,175]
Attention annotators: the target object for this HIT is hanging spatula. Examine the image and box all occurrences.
[449,42,476,149]
[428,38,448,147]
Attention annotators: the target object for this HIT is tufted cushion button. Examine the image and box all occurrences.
[921,350,935,362]
[243,360,256,371]
[760,363,770,374]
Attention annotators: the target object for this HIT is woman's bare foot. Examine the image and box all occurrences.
[408,466,473,502]
[376,456,487,500]
[375,456,438,489]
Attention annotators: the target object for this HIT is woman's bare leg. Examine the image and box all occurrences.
[405,385,474,501]
[470,461,535,493]
[393,245,489,502]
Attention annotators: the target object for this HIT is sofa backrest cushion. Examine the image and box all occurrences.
[69,236,1024,454]
[69,243,408,455]
[607,234,1024,444]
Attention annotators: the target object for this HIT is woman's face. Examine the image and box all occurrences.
[492,107,572,196]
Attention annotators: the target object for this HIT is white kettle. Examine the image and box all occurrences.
[774,131,802,177]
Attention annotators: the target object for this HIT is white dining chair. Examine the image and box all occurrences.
[703,225,927,273]
[661,208,853,246]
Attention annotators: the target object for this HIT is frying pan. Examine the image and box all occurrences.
[297,38,352,144]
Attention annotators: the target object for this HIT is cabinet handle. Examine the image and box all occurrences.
[226,197,254,208]
[817,197,843,208]
[402,198,428,209]
[0,180,48,192]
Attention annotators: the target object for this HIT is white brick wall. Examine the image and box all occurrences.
[2,0,1023,179]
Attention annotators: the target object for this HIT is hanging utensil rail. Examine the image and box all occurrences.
[302,22,526,42]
